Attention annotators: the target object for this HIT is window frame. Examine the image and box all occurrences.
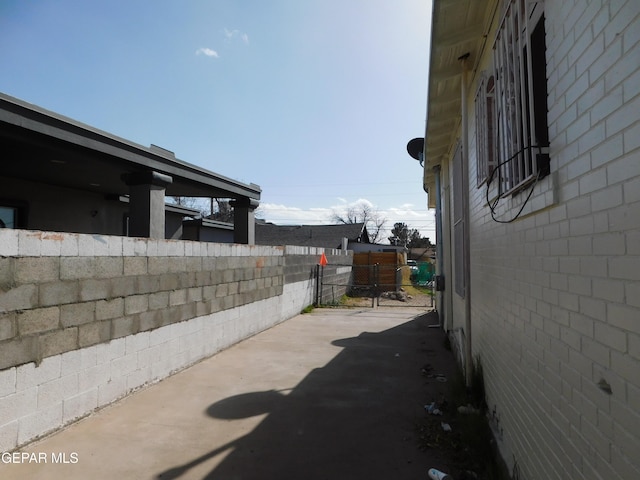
[493,0,549,196]
[0,199,27,229]
[475,73,496,187]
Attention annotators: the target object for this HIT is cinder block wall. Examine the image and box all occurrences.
[463,2,640,479]
[0,230,352,451]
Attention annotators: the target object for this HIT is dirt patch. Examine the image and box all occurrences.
[417,359,510,480]
[339,288,434,308]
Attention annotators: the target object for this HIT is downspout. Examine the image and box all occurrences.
[433,164,444,327]
[460,54,473,388]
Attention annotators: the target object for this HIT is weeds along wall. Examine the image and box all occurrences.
[0,229,352,451]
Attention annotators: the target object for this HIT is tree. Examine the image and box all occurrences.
[170,196,208,214]
[388,222,432,248]
[169,196,263,224]
[388,222,410,246]
[330,200,387,243]
[407,230,431,248]
[207,198,234,223]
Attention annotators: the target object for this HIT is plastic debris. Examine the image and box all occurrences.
[424,402,443,415]
[435,375,447,382]
[457,404,480,415]
[428,467,453,480]
[440,422,452,432]
[421,363,433,376]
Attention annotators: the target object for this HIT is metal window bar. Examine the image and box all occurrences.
[486,76,496,180]
[475,75,489,186]
[494,0,542,195]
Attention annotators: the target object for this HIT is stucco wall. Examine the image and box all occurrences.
[0,177,188,239]
[0,229,352,451]
[441,1,640,479]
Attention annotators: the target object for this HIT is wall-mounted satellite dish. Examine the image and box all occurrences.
[406,137,424,165]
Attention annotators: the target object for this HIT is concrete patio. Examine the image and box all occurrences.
[0,307,457,480]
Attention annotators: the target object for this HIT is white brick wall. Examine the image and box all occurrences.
[449,1,640,479]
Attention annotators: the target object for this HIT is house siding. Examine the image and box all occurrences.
[438,1,640,479]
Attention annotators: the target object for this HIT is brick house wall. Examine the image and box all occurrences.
[0,229,352,451]
[437,1,640,479]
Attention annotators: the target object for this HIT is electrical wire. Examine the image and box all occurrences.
[485,145,546,223]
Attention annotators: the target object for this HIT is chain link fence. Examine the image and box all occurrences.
[315,261,434,308]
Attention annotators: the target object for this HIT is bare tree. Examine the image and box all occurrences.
[169,197,262,223]
[170,196,209,216]
[330,201,387,243]
[207,198,234,222]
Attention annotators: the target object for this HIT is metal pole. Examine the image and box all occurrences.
[320,265,324,306]
[314,264,320,307]
[375,263,380,307]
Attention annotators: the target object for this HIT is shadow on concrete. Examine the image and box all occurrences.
[157,311,456,480]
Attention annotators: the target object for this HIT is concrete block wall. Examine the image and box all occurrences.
[0,229,351,451]
[462,2,640,479]
[280,246,353,315]
[283,246,353,306]
[318,264,354,305]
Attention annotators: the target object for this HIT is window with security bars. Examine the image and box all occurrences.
[475,74,496,186]
[493,0,549,194]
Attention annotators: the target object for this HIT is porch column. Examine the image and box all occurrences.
[122,171,173,239]
[230,197,259,245]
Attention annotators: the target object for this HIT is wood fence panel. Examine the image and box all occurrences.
[352,252,402,290]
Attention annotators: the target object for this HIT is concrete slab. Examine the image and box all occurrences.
[0,307,457,479]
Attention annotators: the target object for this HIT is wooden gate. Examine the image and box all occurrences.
[352,252,403,291]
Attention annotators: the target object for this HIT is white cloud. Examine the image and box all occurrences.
[195,47,219,58]
[258,203,329,225]
[223,28,249,45]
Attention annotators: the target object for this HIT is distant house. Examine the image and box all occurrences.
[0,93,260,244]
[255,221,370,250]
[420,1,640,479]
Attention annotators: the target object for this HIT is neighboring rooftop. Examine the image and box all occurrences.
[255,222,369,249]
[0,92,261,201]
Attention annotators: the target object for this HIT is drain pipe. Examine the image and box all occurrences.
[433,164,444,327]
[460,53,473,388]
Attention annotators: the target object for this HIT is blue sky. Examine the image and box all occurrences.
[0,0,434,243]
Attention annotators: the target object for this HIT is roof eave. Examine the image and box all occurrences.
[423,0,498,207]
[0,92,261,200]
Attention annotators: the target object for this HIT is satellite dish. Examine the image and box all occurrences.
[406,137,424,162]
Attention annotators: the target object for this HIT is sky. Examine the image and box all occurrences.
[0,0,434,244]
